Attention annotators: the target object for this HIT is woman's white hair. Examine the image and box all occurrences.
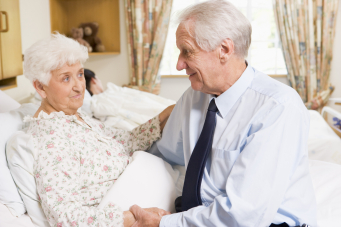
[24,33,89,85]
[177,0,252,58]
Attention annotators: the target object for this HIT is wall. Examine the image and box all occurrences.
[4,0,130,102]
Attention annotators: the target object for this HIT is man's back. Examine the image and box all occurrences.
[156,66,317,227]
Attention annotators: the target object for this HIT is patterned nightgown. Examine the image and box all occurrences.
[23,110,161,227]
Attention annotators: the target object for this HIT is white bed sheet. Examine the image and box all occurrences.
[0,202,35,227]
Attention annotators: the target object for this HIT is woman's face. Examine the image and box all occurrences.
[43,62,85,115]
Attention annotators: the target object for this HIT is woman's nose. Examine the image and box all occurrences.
[176,55,188,71]
[73,78,84,92]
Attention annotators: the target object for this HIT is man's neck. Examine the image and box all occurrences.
[214,58,247,97]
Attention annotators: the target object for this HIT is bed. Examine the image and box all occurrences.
[1,84,341,227]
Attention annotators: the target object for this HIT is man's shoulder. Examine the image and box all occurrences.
[249,69,303,107]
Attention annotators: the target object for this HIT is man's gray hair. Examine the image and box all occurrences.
[177,0,252,58]
[24,33,89,85]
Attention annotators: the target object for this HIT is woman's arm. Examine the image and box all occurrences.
[104,105,175,155]
[158,105,175,131]
[124,211,136,227]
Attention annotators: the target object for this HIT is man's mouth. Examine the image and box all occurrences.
[188,72,196,77]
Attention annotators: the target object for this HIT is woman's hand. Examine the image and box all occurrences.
[124,211,136,227]
[129,205,171,227]
[124,206,171,227]
[159,104,175,131]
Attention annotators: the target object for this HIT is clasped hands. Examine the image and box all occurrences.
[124,205,171,227]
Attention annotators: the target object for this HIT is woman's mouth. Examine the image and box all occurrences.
[71,94,82,99]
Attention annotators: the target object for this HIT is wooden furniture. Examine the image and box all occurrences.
[50,0,120,56]
[0,0,23,90]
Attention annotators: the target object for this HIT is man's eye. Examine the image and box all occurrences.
[183,49,191,57]
[78,73,83,78]
[64,77,69,82]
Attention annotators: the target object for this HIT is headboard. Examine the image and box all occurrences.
[321,106,341,139]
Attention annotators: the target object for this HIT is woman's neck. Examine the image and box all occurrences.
[34,99,78,118]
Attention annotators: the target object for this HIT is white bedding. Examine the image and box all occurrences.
[91,83,176,130]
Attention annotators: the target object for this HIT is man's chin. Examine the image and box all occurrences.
[190,82,203,92]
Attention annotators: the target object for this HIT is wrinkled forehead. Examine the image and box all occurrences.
[176,22,196,47]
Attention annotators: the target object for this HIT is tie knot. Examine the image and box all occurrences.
[208,99,218,112]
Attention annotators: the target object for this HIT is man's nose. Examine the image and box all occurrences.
[176,55,188,71]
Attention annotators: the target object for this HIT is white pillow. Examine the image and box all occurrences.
[309,160,341,226]
[98,151,179,213]
[0,103,39,217]
[0,90,21,113]
[6,130,50,227]
[308,110,341,164]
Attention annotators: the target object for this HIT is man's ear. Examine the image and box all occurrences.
[219,38,234,63]
[33,80,47,99]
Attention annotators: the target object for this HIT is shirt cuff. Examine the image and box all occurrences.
[159,213,182,227]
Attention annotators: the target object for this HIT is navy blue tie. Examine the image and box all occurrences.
[181,99,218,212]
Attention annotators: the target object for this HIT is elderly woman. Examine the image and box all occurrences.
[23,33,173,227]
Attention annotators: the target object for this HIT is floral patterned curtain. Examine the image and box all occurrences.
[273,0,338,110]
[124,0,173,94]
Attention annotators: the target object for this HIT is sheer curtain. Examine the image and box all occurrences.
[124,0,173,94]
[273,0,339,110]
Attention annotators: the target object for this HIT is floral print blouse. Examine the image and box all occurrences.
[23,111,161,227]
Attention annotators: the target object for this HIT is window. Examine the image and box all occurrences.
[159,0,287,76]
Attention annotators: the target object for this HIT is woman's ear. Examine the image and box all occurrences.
[219,38,234,63]
[33,80,47,99]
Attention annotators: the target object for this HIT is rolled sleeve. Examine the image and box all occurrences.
[160,213,182,227]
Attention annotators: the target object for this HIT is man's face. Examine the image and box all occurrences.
[176,23,221,95]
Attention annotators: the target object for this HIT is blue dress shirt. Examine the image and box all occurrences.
[151,65,317,227]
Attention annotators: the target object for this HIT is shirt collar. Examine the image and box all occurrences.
[210,64,254,119]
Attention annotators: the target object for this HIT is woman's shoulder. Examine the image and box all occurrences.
[24,110,77,122]
[23,110,78,136]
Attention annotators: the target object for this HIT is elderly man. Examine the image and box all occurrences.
[130,0,317,226]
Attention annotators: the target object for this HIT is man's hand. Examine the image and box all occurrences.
[129,205,171,227]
